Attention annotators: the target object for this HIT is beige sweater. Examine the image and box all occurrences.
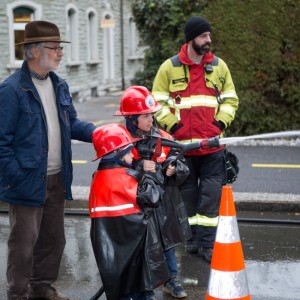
[33,77,62,175]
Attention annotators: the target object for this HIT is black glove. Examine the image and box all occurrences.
[162,156,177,174]
[170,122,184,134]
[212,120,225,131]
[224,149,239,184]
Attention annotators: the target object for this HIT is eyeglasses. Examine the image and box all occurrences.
[43,46,64,53]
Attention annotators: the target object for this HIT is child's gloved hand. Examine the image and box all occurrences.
[143,159,156,172]
[165,164,176,177]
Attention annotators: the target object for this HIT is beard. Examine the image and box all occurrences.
[40,52,61,72]
[192,40,211,55]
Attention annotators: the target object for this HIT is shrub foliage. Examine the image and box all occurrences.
[132,0,300,135]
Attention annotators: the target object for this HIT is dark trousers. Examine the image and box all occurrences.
[6,172,66,300]
[179,150,225,248]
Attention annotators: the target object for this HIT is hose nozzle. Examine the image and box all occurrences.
[200,136,220,149]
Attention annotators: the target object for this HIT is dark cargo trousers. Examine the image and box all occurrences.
[179,150,225,248]
[6,172,66,300]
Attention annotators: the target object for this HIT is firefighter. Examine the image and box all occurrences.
[89,123,170,300]
[115,86,191,299]
[152,16,239,263]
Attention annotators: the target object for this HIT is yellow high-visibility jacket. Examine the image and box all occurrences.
[152,44,239,156]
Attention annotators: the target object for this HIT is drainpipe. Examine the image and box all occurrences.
[120,0,125,90]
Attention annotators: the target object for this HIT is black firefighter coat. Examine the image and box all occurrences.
[89,162,170,300]
[132,128,192,251]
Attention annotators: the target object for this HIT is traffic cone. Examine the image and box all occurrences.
[206,186,251,300]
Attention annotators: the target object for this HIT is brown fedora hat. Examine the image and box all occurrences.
[15,20,70,45]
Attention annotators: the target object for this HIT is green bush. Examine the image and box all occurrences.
[132,0,300,135]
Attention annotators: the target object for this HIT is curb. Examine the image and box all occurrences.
[67,187,300,212]
[1,186,300,213]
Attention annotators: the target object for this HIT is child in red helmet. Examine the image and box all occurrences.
[115,86,191,299]
[89,123,170,300]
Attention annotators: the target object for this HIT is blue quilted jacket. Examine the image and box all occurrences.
[0,61,96,206]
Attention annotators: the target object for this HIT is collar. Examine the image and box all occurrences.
[97,161,127,170]
[30,69,49,81]
[179,44,213,65]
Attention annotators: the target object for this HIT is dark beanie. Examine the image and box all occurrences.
[184,16,211,42]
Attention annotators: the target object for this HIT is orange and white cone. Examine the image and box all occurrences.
[206,186,251,300]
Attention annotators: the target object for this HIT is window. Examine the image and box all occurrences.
[128,17,137,57]
[101,13,115,81]
[66,4,79,63]
[14,7,33,60]
[6,1,42,65]
[87,9,98,62]
[128,16,145,60]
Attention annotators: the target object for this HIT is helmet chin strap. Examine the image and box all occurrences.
[100,144,134,168]
[126,116,139,135]
[100,157,132,168]
[152,117,160,130]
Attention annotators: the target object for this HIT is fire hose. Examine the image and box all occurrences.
[89,130,300,300]
[139,130,300,156]
[219,130,300,145]
[137,130,300,167]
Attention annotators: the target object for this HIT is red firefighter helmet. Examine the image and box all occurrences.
[114,86,162,116]
[92,123,141,161]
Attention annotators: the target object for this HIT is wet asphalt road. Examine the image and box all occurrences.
[0,213,299,300]
[71,142,300,195]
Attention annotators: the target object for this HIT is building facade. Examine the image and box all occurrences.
[0,0,145,101]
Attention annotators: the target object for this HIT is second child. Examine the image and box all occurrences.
[89,123,170,300]
[115,86,191,299]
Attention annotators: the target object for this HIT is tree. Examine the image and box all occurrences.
[132,0,300,135]
[132,0,209,89]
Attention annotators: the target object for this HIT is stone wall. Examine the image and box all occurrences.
[0,0,144,102]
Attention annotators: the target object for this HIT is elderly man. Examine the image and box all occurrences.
[0,20,96,300]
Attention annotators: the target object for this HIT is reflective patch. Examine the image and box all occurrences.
[215,216,240,243]
[188,214,219,227]
[91,203,134,212]
[207,269,250,299]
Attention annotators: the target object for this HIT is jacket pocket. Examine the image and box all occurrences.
[17,103,43,164]
[59,100,71,129]
[1,167,28,190]
[169,81,188,93]
[1,167,43,203]
[57,87,72,127]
